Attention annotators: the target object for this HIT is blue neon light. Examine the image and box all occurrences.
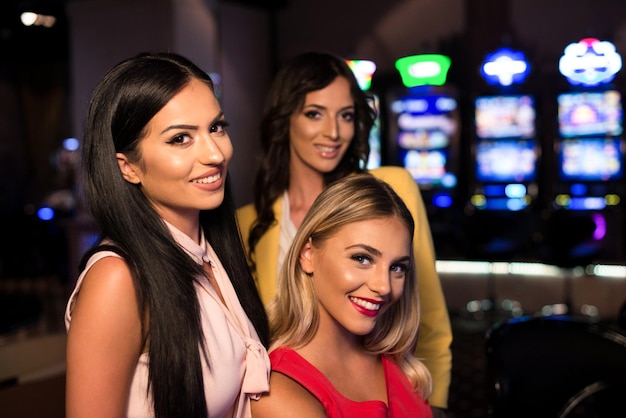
[481,197,527,211]
[433,192,453,208]
[570,183,588,196]
[481,48,530,86]
[569,197,607,210]
[63,137,79,151]
[483,184,506,197]
[37,206,55,221]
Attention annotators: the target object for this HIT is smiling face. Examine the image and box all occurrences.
[288,76,356,178]
[299,217,411,338]
[116,78,232,232]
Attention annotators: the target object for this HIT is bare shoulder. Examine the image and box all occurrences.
[68,255,142,351]
[251,371,326,418]
[66,256,143,417]
[78,256,138,311]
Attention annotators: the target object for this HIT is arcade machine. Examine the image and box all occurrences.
[388,54,461,256]
[346,59,382,169]
[542,37,624,266]
[464,47,540,260]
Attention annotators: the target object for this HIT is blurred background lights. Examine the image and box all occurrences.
[62,137,79,151]
[37,206,55,221]
[481,48,530,86]
[20,11,56,28]
[346,59,377,91]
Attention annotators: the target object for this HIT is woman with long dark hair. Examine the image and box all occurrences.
[65,52,270,418]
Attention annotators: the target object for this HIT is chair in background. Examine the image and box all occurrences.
[558,378,626,417]
[485,315,626,418]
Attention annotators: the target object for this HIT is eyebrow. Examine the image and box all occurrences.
[303,103,354,111]
[346,244,381,256]
[346,244,411,263]
[159,111,224,134]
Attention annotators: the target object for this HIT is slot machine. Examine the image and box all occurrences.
[387,54,461,257]
[463,47,539,260]
[541,38,624,266]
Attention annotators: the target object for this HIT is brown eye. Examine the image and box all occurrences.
[304,110,321,119]
[341,111,355,122]
[210,120,230,134]
[166,133,191,145]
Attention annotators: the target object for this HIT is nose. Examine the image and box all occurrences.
[368,266,391,296]
[324,116,340,141]
[199,135,226,165]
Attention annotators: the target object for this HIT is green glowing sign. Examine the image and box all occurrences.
[395,54,451,87]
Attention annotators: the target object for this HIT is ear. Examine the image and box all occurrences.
[299,238,315,275]
[116,153,141,184]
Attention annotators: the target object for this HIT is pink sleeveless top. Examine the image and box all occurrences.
[65,222,270,417]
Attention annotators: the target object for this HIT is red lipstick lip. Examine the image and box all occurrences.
[349,296,383,318]
[358,296,383,304]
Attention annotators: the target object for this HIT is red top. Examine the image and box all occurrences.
[269,347,433,418]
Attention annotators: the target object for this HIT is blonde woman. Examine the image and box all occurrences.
[252,174,433,418]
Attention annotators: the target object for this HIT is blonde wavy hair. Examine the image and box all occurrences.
[267,173,432,399]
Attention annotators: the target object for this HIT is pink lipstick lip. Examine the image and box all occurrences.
[315,144,341,159]
[192,166,223,181]
[190,167,226,192]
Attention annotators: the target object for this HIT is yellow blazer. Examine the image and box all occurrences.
[237,166,452,408]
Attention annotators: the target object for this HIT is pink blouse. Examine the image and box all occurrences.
[65,222,270,417]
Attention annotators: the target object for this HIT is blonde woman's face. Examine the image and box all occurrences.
[299,217,410,337]
[288,76,355,177]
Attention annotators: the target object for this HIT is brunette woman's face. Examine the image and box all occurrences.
[288,76,355,177]
[299,217,410,338]
[117,78,232,230]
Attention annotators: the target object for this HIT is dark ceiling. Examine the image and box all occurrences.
[0,0,68,60]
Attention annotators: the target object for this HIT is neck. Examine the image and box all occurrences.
[307,312,362,354]
[288,163,325,207]
[160,211,201,244]
[287,163,326,229]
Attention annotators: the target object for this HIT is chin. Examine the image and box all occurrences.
[317,162,342,174]
[200,193,226,210]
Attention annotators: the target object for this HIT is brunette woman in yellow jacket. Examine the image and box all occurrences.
[237,51,452,416]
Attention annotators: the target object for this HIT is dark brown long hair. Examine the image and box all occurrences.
[80,51,269,418]
[247,51,376,269]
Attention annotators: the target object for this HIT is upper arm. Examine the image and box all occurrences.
[66,256,144,418]
[251,371,326,418]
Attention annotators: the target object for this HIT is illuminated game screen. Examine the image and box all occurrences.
[557,90,623,138]
[391,94,457,187]
[476,139,537,182]
[475,95,536,139]
[559,137,623,181]
[366,94,382,169]
[399,148,448,185]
